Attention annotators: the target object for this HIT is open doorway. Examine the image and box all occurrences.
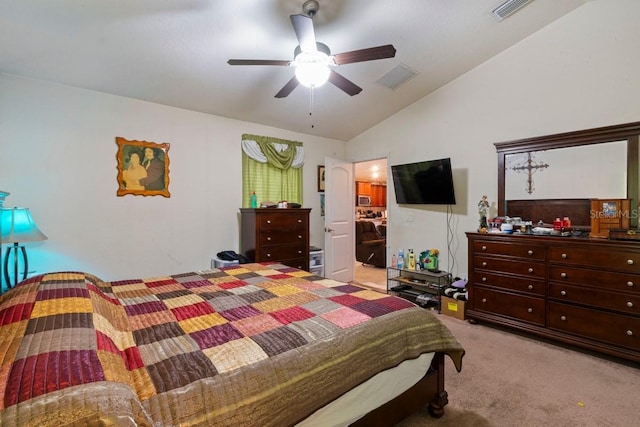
[353,158,388,291]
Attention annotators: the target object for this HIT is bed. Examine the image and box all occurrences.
[0,262,464,426]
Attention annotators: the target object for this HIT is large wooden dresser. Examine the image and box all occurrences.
[467,232,640,362]
[240,208,310,271]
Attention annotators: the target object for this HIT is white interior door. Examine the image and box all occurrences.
[324,157,354,283]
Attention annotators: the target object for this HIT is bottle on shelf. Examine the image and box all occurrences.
[397,249,404,269]
[391,252,397,268]
[408,249,416,270]
[250,191,258,208]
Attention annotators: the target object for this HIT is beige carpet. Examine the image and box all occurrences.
[396,314,640,427]
[353,262,386,291]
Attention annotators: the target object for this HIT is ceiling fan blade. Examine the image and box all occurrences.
[275,76,300,98]
[332,44,396,65]
[290,14,317,53]
[227,59,291,66]
[328,70,362,96]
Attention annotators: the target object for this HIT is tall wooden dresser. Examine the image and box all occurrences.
[240,208,311,271]
[467,232,640,362]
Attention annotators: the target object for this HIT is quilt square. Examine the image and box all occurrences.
[321,306,371,329]
[269,306,315,325]
[128,310,178,331]
[179,312,227,334]
[251,326,307,357]
[204,337,268,373]
[5,349,105,405]
[189,322,243,350]
[231,313,282,336]
[220,305,263,322]
[287,316,341,341]
[145,351,217,393]
[171,301,216,321]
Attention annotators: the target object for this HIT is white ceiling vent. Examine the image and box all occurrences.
[491,0,534,21]
[376,64,417,90]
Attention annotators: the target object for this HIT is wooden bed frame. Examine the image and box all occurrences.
[350,352,448,426]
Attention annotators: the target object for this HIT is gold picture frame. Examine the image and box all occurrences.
[116,137,170,197]
[317,165,325,192]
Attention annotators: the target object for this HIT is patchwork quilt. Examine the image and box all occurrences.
[0,263,464,426]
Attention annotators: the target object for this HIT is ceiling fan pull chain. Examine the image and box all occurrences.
[310,87,315,128]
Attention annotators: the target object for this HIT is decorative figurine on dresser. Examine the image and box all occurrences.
[239,207,311,271]
[477,195,490,232]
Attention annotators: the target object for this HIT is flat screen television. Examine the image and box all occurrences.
[391,158,456,205]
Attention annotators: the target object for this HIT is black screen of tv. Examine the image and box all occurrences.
[391,158,456,205]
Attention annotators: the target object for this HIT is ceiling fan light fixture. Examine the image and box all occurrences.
[294,51,331,87]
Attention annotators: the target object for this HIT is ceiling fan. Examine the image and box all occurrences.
[227,0,396,98]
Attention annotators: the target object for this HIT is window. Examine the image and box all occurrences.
[241,134,304,207]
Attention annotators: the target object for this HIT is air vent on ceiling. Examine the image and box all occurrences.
[491,0,533,21]
[376,64,417,90]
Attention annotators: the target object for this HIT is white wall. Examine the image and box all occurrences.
[0,73,345,283]
[346,0,640,279]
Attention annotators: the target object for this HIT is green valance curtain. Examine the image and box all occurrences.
[241,134,304,207]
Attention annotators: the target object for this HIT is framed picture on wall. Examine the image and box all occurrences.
[116,137,171,197]
[318,165,325,192]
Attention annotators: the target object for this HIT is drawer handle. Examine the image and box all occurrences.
[267,237,272,241]
[560,315,567,321]
[527,308,533,313]
[298,250,302,254]
[297,219,302,223]
[628,281,635,288]
[561,253,567,259]
[266,253,272,258]
[298,235,303,239]
[267,220,271,224]
[482,277,487,282]
[560,290,567,296]
[560,272,567,278]
[482,261,487,267]
[528,284,534,290]
[527,250,533,255]
[481,245,487,251]
[627,301,634,308]
[482,298,487,303]
[628,330,634,336]
[528,268,534,273]
[628,259,634,265]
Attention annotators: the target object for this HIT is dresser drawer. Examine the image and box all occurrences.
[474,240,545,260]
[472,271,545,296]
[549,246,640,272]
[548,266,640,293]
[473,287,545,325]
[279,258,307,270]
[548,283,640,315]
[474,256,545,279]
[256,244,306,262]
[258,213,307,229]
[259,230,306,246]
[548,301,640,350]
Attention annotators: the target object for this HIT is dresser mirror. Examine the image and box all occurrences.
[495,121,640,228]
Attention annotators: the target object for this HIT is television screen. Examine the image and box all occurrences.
[391,158,456,205]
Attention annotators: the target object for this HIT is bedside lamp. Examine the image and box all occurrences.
[1,207,47,288]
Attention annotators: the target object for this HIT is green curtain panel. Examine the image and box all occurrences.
[241,134,304,207]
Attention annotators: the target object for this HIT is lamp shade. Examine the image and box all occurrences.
[1,207,47,243]
[294,50,330,88]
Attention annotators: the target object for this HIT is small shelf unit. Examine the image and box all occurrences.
[309,249,324,276]
[387,267,452,312]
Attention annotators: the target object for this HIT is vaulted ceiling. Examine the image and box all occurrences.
[0,0,586,141]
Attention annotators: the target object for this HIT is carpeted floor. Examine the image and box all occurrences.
[352,262,386,291]
[350,265,640,426]
[395,314,640,427]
